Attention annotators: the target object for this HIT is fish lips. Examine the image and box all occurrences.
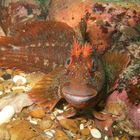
[62,83,97,108]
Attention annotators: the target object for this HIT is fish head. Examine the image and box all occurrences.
[62,40,105,108]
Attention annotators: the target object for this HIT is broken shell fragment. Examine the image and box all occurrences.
[12,75,27,85]
[90,128,102,139]
[0,91,3,96]
[0,105,15,125]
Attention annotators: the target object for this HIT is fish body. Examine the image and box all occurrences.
[0,2,130,112]
[0,20,75,72]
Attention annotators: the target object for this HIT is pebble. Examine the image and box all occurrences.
[90,128,102,139]
[38,120,53,130]
[59,119,79,133]
[104,127,109,131]
[55,129,69,140]
[29,109,46,119]
[27,116,38,125]
[0,91,3,95]
[44,129,55,139]
[80,123,84,130]
[2,81,14,90]
[0,105,15,125]
[2,73,12,80]
[24,85,32,91]
[104,136,109,140]
[29,119,38,125]
[0,77,4,82]
[12,75,27,85]
[12,86,26,94]
[4,89,11,93]
[80,128,90,136]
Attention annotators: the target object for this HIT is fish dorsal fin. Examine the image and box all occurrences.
[71,39,81,58]
[103,51,130,89]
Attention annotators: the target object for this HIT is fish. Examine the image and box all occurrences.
[0,2,130,114]
[28,40,130,111]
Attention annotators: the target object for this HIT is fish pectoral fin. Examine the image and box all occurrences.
[28,67,65,112]
[103,51,130,88]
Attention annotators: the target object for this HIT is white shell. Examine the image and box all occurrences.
[0,91,3,95]
[90,128,102,139]
[27,116,38,125]
[104,136,109,140]
[80,124,84,130]
[13,75,27,85]
[44,130,55,139]
[0,105,15,125]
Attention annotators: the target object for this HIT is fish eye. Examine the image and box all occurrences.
[65,58,71,67]
[91,58,97,72]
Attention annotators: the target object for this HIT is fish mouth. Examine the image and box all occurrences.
[63,93,95,103]
[62,83,97,107]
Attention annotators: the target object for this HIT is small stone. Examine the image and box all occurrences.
[30,109,46,119]
[73,134,83,140]
[54,129,69,140]
[121,134,130,140]
[44,130,55,139]
[104,135,109,140]
[2,73,12,80]
[27,116,38,125]
[29,119,38,125]
[12,86,26,94]
[80,124,84,130]
[81,128,90,136]
[90,128,101,139]
[113,137,119,140]
[59,119,79,133]
[39,120,53,130]
[13,75,27,85]
[104,127,109,131]
[0,91,3,95]
[2,81,14,90]
[24,85,32,92]
[0,77,4,82]
[4,89,11,93]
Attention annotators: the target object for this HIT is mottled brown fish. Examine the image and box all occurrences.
[0,2,130,114]
[28,40,129,111]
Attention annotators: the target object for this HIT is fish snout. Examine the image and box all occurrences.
[62,82,97,108]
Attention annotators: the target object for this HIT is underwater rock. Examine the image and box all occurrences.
[0,1,41,35]
[128,104,140,129]
[0,93,33,113]
[48,0,93,28]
